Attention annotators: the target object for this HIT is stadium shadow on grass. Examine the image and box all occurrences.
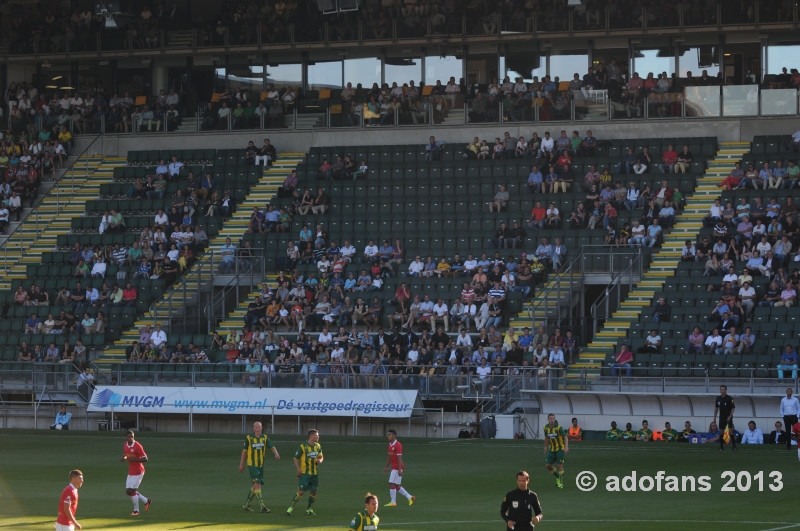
[0,431,797,531]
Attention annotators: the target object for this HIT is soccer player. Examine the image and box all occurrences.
[567,417,582,440]
[120,429,151,516]
[791,419,800,460]
[55,469,83,531]
[714,384,736,450]
[620,422,636,441]
[287,429,323,516]
[500,471,543,531]
[382,429,415,507]
[542,413,568,488]
[662,422,679,442]
[636,420,652,441]
[349,492,380,531]
[605,421,622,441]
[678,421,697,442]
[239,421,280,513]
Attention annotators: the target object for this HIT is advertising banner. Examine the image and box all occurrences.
[87,386,418,418]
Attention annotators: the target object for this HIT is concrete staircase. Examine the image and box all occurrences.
[0,155,125,291]
[576,141,751,384]
[96,153,306,363]
[507,271,583,331]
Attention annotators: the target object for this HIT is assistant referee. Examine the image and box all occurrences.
[500,471,543,531]
[714,385,736,450]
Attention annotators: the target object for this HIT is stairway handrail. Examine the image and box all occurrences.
[527,252,582,330]
[589,251,644,338]
[2,135,101,273]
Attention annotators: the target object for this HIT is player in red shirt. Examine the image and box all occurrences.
[382,429,415,507]
[56,469,83,531]
[120,430,152,516]
[792,421,800,460]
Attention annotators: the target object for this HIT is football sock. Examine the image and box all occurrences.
[389,488,397,504]
[245,488,255,506]
[398,487,412,500]
[136,492,148,503]
[558,471,564,480]
[307,495,316,510]
[131,495,140,512]
[290,494,301,508]
[551,470,559,478]
[255,490,265,507]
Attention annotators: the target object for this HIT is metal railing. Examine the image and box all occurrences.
[526,246,644,339]
[1,135,100,275]
[527,253,582,333]
[147,251,266,335]
[590,252,645,337]
[31,84,800,142]
[203,254,266,333]
[109,363,578,394]
[0,361,84,395]
[3,3,799,60]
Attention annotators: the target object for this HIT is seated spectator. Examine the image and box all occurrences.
[652,297,671,323]
[488,185,509,212]
[50,406,71,430]
[778,345,798,379]
[610,344,633,377]
[636,420,652,442]
[662,422,679,442]
[767,421,787,445]
[740,421,763,444]
[637,330,661,353]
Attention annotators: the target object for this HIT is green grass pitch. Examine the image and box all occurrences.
[0,429,797,530]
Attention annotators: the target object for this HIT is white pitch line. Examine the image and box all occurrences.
[757,525,800,531]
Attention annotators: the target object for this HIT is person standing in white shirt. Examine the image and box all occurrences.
[780,388,800,449]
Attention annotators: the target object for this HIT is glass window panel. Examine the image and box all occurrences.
[266,63,302,91]
[344,57,381,89]
[425,56,463,86]
[385,58,421,86]
[678,46,720,78]
[575,89,609,122]
[722,85,759,116]
[308,60,343,91]
[761,89,798,116]
[685,86,720,117]
[550,51,588,83]
[226,65,264,91]
[502,54,546,83]
[633,48,675,79]
[767,44,800,75]
[214,67,227,91]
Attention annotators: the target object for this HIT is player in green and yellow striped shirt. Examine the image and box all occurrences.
[238,421,280,513]
[287,429,324,516]
[349,492,380,531]
[662,422,679,442]
[542,413,569,489]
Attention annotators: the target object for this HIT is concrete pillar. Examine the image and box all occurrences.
[153,66,168,96]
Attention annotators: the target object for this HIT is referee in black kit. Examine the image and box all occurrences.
[500,471,543,531]
[714,385,736,451]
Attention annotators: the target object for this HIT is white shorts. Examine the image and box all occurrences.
[126,474,144,489]
[55,523,74,531]
[388,469,402,485]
